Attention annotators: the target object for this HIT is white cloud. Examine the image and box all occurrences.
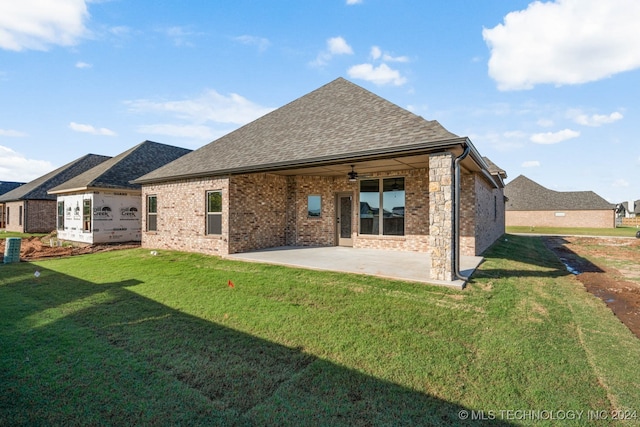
[536,118,554,127]
[234,35,270,52]
[162,26,199,47]
[0,145,54,181]
[136,124,219,141]
[572,111,623,127]
[370,45,409,63]
[311,36,353,66]
[348,63,406,86]
[126,90,273,125]
[483,0,640,90]
[612,178,629,188]
[530,129,580,144]
[69,122,117,136]
[328,36,353,55]
[522,160,540,168]
[0,128,27,137]
[75,61,91,69]
[346,0,363,4]
[0,0,89,51]
[468,131,526,152]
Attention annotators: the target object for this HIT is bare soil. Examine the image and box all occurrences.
[0,235,140,262]
[543,236,640,339]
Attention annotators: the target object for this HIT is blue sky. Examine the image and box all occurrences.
[1,0,639,203]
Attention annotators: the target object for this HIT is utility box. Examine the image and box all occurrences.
[3,237,21,263]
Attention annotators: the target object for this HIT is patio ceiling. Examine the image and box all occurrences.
[269,153,431,178]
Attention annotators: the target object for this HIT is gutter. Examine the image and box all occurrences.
[453,143,471,283]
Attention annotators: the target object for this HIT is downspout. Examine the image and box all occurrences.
[453,143,471,282]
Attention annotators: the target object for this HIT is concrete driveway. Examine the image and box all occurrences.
[226,246,483,289]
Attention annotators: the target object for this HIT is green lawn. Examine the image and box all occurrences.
[506,226,639,237]
[1,235,639,426]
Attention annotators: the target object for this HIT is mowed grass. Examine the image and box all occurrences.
[1,235,639,426]
[507,226,639,237]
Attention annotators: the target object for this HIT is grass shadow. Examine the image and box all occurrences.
[0,262,514,426]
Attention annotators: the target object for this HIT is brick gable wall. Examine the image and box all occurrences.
[506,209,615,228]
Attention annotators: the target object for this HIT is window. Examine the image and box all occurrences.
[147,195,157,231]
[307,195,321,217]
[19,206,23,226]
[6,207,9,225]
[206,190,222,235]
[57,201,65,230]
[83,199,92,232]
[359,177,405,236]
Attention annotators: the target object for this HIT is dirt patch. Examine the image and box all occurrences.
[543,236,640,339]
[0,234,140,262]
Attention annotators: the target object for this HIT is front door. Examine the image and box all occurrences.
[336,193,353,247]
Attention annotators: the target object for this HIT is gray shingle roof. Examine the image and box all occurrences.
[49,141,191,193]
[135,78,462,184]
[617,200,640,215]
[505,175,614,211]
[0,181,24,196]
[482,157,507,179]
[0,154,111,202]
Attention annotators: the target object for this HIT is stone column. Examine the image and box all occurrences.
[428,152,455,282]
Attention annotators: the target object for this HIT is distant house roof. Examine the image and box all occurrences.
[49,140,191,194]
[0,154,111,202]
[617,200,640,215]
[505,175,614,211]
[0,181,24,196]
[134,78,469,185]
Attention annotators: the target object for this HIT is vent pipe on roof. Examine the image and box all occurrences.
[453,143,470,284]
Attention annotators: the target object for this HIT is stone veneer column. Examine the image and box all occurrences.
[428,152,455,282]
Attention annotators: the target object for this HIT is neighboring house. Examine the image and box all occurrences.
[505,175,616,228]
[616,200,640,218]
[0,155,111,233]
[48,141,191,244]
[0,181,25,228]
[133,78,507,283]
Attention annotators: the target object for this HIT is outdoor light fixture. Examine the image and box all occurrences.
[347,165,358,182]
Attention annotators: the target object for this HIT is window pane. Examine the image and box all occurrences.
[148,195,157,213]
[307,195,321,217]
[359,179,379,235]
[147,214,157,232]
[83,199,91,232]
[207,191,222,213]
[207,214,222,235]
[383,178,405,236]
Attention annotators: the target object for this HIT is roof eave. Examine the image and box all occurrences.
[133,137,472,185]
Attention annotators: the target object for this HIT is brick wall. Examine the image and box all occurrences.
[3,201,25,233]
[3,200,56,233]
[472,174,505,254]
[506,209,615,228]
[26,200,57,233]
[228,173,288,253]
[142,177,230,256]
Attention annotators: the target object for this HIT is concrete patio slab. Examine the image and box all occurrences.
[225,246,483,289]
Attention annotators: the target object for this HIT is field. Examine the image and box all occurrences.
[1,234,639,425]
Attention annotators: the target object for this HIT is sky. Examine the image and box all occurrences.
[1,0,639,204]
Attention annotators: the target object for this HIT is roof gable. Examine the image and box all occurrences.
[0,154,111,202]
[136,78,460,184]
[48,141,192,193]
[505,175,614,211]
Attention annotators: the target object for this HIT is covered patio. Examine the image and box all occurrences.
[226,246,483,289]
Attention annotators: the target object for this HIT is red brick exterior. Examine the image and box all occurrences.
[3,200,56,233]
[141,157,505,281]
[506,209,615,228]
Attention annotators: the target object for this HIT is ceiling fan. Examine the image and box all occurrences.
[347,165,358,182]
